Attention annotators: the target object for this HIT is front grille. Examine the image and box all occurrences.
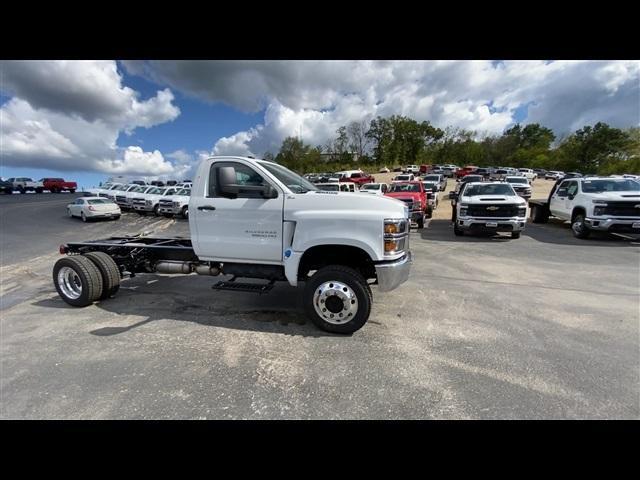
[602,202,640,217]
[467,204,520,217]
[159,199,173,208]
[132,198,146,207]
[116,195,128,204]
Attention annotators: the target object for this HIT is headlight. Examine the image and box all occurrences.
[592,200,608,205]
[518,207,527,216]
[459,204,469,216]
[593,206,606,216]
[384,219,407,235]
[145,200,152,205]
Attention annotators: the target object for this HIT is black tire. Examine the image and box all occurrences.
[453,223,464,236]
[113,215,121,220]
[153,204,160,216]
[53,256,104,307]
[18,186,25,194]
[35,188,43,194]
[163,213,173,218]
[69,189,75,193]
[571,212,590,239]
[530,204,549,223]
[83,251,120,300]
[511,231,521,239]
[303,265,372,334]
[181,206,189,219]
[417,216,425,229]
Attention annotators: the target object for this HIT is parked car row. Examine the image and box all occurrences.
[0,177,77,194]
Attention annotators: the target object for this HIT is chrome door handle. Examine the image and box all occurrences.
[197,205,216,211]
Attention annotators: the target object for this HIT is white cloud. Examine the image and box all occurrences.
[123,60,639,159]
[0,60,182,176]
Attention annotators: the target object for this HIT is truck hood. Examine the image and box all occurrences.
[285,190,408,220]
[163,195,189,203]
[385,192,422,201]
[588,192,640,201]
[462,195,526,205]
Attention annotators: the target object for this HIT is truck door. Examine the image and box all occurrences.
[549,180,572,218]
[191,160,284,263]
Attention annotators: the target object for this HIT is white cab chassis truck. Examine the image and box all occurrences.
[529,176,640,238]
[52,156,412,333]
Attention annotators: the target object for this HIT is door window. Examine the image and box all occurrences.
[208,162,269,199]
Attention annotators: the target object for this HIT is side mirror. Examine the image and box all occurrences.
[218,166,239,197]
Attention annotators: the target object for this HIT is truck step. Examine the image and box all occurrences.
[211,280,274,294]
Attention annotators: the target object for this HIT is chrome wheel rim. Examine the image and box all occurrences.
[572,217,584,234]
[57,266,82,299]
[313,281,358,325]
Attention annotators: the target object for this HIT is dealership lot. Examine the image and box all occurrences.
[1,189,638,419]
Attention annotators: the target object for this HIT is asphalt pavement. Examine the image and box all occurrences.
[1,192,638,419]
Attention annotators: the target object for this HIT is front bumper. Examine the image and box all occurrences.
[133,204,154,212]
[457,217,527,232]
[584,217,640,233]
[375,251,412,292]
[158,205,181,214]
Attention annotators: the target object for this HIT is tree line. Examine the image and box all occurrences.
[264,116,639,175]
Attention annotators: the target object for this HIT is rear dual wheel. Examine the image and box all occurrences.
[53,252,120,306]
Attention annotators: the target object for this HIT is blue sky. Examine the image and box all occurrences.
[1,60,638,189]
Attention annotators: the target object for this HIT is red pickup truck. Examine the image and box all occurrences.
[384,181,429,228]
[41,178,77,193]
[338,171,375,185]
[454,165,479,179]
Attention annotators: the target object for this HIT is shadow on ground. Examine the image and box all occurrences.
[33,274,342,338]
[421,219,640,247]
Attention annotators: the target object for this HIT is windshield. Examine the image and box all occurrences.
[464,184,515,196]
[581,179,640,193]
[361,184,380,190]
[259,161,318,194]
[422,182,438,190]
[176,188,191,196]
[147,187,163,195]
[463,176,483,183]
[389,183,420,193]
[506,177,528,184]
[423,175,440,181]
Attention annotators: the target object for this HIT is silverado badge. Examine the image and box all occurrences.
[486,206,499,211]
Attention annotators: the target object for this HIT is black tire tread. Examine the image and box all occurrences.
[304,265,372,334]
[84,252,120,299]
[53,256,103,306]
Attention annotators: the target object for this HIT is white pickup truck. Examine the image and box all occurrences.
[529,177,640,238]
[8,177,44,193]
[52,156,412,334]
[158,187,191,218]
[451,181,528,238]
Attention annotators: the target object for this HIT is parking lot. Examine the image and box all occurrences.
[1,185,639,419]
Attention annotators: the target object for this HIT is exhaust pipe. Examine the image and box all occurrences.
[155,261,220,276]
[155,261,192,274]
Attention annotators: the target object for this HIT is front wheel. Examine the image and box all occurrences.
[417,216,425,229]
[453,223,464,236]
[69,189,75,193]
[303,265,372,334]
[572,213,590,239]
[181,206,189,219]
[511,231,521,239]
[153,204,160,216]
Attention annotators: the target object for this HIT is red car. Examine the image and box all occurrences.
[41,178,77,193]
[384,181,429,228]
[339,171,375,185]
[454,166,479,179]
[419,164,431,175]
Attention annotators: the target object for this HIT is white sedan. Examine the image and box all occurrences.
[67,197,121,222]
